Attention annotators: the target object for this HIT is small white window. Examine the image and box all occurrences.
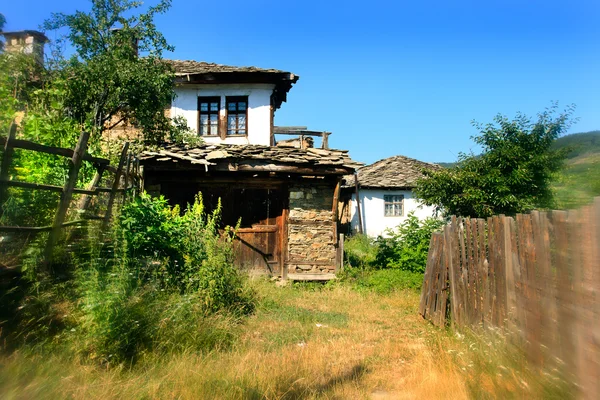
[384,195,404,217]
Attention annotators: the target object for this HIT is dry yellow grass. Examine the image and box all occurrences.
[0,281,470,399]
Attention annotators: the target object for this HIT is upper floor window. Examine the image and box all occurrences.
[226,96,248,136]
[384,195,404,217]
[198,97,220,136]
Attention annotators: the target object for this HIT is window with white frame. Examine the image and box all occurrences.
[384,194,404,217]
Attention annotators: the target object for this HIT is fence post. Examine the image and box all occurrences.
[0,122,17,209]
[102,142,129,230]
[44,131,90,263]
[77,165,106,213]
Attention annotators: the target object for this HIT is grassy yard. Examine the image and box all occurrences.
[0,277,469,399]
[0,275,569,399]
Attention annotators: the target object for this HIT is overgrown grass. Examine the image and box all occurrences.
[553,152,600,209]
[0,280,468,399]
[0,278,577,399]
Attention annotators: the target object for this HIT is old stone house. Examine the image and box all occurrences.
[140,60,362,280]
[340,155,440,237]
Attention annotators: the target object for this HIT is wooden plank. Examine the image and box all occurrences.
[420,232,439,319]
[332,179,340,219]
[478,218,487,326]
[0,122,17,207]
[102,142,129,229]
[0,135,109,165]
[287,273,336,281]
[237,225,278,233]
[77,166,106,212]
[552,210,576,378]
[446,218,461,327]
[576,203,599,398]
[45,131,90,263]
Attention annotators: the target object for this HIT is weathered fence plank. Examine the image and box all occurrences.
[0,122,17,207]
[420,199,600,399]
[44,131,90,262]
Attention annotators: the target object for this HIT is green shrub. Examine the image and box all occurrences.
[70,192,255,364]
[343,234,379,269]
[376,213,445,273]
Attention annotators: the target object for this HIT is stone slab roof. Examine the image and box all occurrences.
[140,143,363,172]
[166,60,292,76]
[342,155,441,189]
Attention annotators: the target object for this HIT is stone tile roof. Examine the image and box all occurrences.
[166,59,293,77]
[140,143,363,171]
[342,155,441,189]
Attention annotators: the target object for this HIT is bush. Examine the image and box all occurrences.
[376,213,445,273]
[343,234,379,269]
[71,192,254,364]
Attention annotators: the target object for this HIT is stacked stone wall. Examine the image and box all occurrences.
[287,181,338,274]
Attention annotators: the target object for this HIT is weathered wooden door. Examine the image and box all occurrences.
[230,187,286,276]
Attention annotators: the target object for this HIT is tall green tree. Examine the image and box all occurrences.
[414,104,575,218]
[43,0,176,142]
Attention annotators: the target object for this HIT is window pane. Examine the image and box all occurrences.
[238,102,247,111]
[199,115,208,135]
[228,115,237,133]
[200,103,208,112]
[228,103,236,111]
[238,115,246,130]
[210,102,218,111]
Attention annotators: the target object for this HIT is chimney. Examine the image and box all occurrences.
[1,30,48,65]
[110,27,139,57]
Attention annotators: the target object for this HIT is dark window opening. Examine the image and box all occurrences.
[198,96,220,136]
[226,96,248,135]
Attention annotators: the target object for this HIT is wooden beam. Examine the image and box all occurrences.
[77,166,106,212]
[0,136,109,165]
[45,131,90,263]
[102,142,129,230]
[237,225,278,233]
[287,273,336,281]
[0,122,17,207]
[0,219,89,233]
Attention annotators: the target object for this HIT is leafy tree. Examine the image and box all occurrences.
[414,104,575,218]
[42,0,176,142]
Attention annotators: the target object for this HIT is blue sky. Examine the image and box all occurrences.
[3,0,599,164]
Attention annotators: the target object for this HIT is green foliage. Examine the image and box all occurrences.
[339,268,424,293]
[343,234,379,269]
[415,104,575,218]
[42,0,176,141]
[376,213,445,273]
[70,192,254,364]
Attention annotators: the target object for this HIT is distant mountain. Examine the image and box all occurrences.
[553,130,600,159]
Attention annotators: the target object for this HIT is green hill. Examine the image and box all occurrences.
[553,130,600,209]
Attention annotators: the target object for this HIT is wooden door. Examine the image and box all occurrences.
[231,188,285,276]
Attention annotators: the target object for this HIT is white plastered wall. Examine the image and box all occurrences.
[349,189,438,237]
[171,83,275,145]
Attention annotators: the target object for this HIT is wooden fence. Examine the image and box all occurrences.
[0,122,140,260]
[419,199,600,398]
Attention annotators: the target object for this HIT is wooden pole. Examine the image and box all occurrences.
[354,172,363,234]
[45,131,90,263]
[0,122,17,209]
[102,142,129,230]
[76,165,106,213]
[322,132,329,149]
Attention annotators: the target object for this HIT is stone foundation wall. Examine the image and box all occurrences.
[287,181,338,274]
